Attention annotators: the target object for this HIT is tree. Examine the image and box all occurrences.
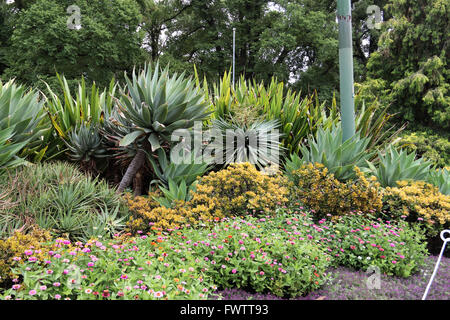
[2,0,146,91]
[360,0,449,131]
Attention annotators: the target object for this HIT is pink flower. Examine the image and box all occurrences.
[392,260,397,264]
[120,274,128,280]
[55,294,61,300]
[231,269,237,274]
[29,290,37,296]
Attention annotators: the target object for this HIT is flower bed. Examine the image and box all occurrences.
[0,207,433,300]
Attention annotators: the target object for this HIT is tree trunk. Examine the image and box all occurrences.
[116,149,146,194]
[133,168,144,197]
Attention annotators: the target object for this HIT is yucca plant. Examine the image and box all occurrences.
[197,71,339,155]
[108,62,211,193]
[299,125,374,181]
[354,95,405,155]
[44,74,117,150]
[209,117,283,169]
[366,146,433,187]
[0,79,50,163]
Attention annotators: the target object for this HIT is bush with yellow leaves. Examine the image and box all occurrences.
[190,162,289,218]
[0,226,53,285]
[382,180,450,241]
[292,163,383,219]
[125,163,289,233]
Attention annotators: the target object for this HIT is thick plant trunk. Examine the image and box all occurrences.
[133,168,144,197]
[117,149,146,194]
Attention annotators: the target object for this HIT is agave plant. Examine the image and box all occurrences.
[0,126,29,169]
[299,125,374,181]
[66,123,107,174]
[0,79,50,163]
[153,178,197,208]
[366,146,433,187]
[108,62,211,193]
[283,153,304,184]
[149,148,209,189]
[208,117,283,169]
[427,167,450,195]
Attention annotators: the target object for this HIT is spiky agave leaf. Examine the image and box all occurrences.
[299,125,374,181]
[366,146,433,187]
[66,123,107,163]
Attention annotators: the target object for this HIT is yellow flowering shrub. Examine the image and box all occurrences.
[0,227,53,284]
[382,180,450,239]
[189,162,289,218]
[292,163,383,219]
[125,163,289,233]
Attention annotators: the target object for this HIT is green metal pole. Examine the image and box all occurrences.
[337,0,356,142]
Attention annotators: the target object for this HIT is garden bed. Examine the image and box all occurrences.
[213,255,450,300]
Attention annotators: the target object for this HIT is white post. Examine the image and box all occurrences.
[422,230,450,300]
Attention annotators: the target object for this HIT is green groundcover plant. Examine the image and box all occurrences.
[0,208,429,300]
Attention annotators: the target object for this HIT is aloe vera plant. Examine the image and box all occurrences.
[366,146,433,187]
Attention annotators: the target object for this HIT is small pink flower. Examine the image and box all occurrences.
[392,260,397,264]
[231,269,237,274]
[120,274,128,280]
[29,290,37,296]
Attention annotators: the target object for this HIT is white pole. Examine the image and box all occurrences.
[232,27,236,86]
[422,230,450,300]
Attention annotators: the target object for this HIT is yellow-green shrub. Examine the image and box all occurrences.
[292,163,383,219]
[189,162,289,218]
[0,227,53,285]
[382,180,450,239]
[125,191,198,233]
[125,163,289,233]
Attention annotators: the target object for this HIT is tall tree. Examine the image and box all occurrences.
[360,0,449,131]
[2,0,146,90]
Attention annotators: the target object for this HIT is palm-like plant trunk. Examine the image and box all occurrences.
[117,149,146,194]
